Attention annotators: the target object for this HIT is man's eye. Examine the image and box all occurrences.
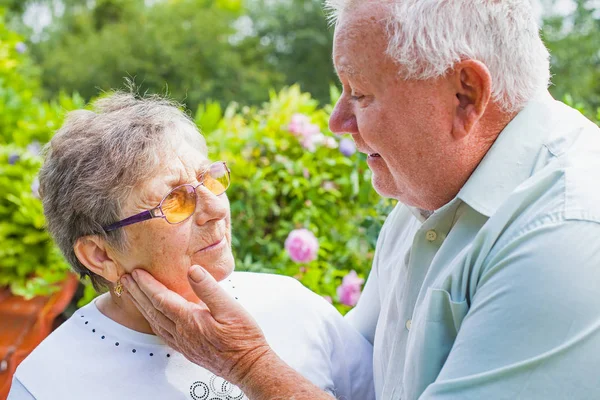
[351,94,365,101]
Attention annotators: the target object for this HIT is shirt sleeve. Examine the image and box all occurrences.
[420,218,600,399]
[344,261,380,345]
[323,301,376,400]
[7,376,37,400]
[344,207,396,344]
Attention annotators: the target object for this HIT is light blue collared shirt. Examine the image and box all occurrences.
[347,92,600,399]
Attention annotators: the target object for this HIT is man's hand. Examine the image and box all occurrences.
[122,266,333,400]
[121,265,271,384]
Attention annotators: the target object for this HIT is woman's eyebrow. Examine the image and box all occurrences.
[161,161,212,189]
[196,161,212,176]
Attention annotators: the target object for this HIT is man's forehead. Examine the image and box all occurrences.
[334,60,360,76]
[333,25,387,77]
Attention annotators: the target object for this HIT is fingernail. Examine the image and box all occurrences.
[132,270,140,280]
[189,265,205,283]
[121,275,130,287]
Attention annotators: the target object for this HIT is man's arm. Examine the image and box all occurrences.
[344,254,380,345]
[420,219,600,399]
[122,266,333,400]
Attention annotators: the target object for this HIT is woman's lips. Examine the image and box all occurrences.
[196,237,226,253]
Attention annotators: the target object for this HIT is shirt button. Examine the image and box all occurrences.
[426,230,437,242]
[405,319,412,331]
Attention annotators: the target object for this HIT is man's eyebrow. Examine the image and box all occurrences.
[335,62,360,77]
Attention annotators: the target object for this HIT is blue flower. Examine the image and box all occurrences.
[8,153,20,165]
[15,42,27,54]
[339,138,356,157]
[26,141,41,157]
[31,178,40,199]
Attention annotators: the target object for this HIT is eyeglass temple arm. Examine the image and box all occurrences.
[103,210,158,232]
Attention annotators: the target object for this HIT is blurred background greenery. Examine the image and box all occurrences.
[0,0,599,311]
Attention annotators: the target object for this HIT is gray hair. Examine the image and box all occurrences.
[39,92,207,290]
[326,0,551,113]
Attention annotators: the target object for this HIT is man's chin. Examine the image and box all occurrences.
[371,174,402,200]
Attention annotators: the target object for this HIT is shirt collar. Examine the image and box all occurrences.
[457,91,557,217]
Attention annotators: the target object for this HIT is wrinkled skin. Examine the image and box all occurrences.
[122,267,271,383]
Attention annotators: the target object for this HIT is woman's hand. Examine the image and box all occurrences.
[121,266,271,384]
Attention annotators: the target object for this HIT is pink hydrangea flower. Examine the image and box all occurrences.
[324,137,338,149]
[288,114,311,135]
[336,270,364,307]
[288,114,325,152]
[322,295,333,304]
[285,229,319,263]
[322,181,338,191]
[301,132,326,152]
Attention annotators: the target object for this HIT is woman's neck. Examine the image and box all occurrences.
[96,291,155,335]
[95,286,202,335]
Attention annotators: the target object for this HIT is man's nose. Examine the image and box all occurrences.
[329,97,358,136]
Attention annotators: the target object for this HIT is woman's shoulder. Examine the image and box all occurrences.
[13,300,101,393]
[12,296,175,399]
[229,271,321,303]
[228,271,338,319]
[229,271,303,289]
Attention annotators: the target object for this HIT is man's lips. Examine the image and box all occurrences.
[358,148,381,158]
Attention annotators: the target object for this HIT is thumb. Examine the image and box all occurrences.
[188,265,239,318]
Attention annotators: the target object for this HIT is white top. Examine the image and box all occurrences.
[9,272,375,400]
[346,92,600,399]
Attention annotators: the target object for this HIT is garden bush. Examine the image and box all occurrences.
[0,10,84,298]
[3,7,599,311]
[199,86,395,312]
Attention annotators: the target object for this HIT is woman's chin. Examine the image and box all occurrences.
[191,248,235,282]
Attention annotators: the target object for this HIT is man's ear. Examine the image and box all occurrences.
[74,236,120,283]
[451,59,492,140]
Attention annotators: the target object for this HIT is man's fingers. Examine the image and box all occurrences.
[122,287,175,333]
[127,269,190,320]
[188,265,243,320]
[121,272,178,332]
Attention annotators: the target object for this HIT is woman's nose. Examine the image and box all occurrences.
[192,185,228,226]
[329,96,358,136]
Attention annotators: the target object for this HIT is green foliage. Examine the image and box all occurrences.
[0,10,82,298]
[29,0,281,111]
[239,0,337,105]
[2,2,600,310]
[542,0,600,116]
[8,0,338,109]
[201,85,395,312]
[0,145,71,298]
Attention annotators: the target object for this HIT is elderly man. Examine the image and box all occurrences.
[123,0,600,399]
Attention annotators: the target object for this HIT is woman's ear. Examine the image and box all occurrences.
[74,236,121,283]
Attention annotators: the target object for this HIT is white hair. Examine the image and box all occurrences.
[326,0,551,113]
[40,92,207,290]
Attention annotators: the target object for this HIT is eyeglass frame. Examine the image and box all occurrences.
[102,161,230,232]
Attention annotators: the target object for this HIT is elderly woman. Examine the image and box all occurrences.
[8,93,375,400]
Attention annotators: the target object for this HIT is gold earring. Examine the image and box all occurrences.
[114,280,123,297]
